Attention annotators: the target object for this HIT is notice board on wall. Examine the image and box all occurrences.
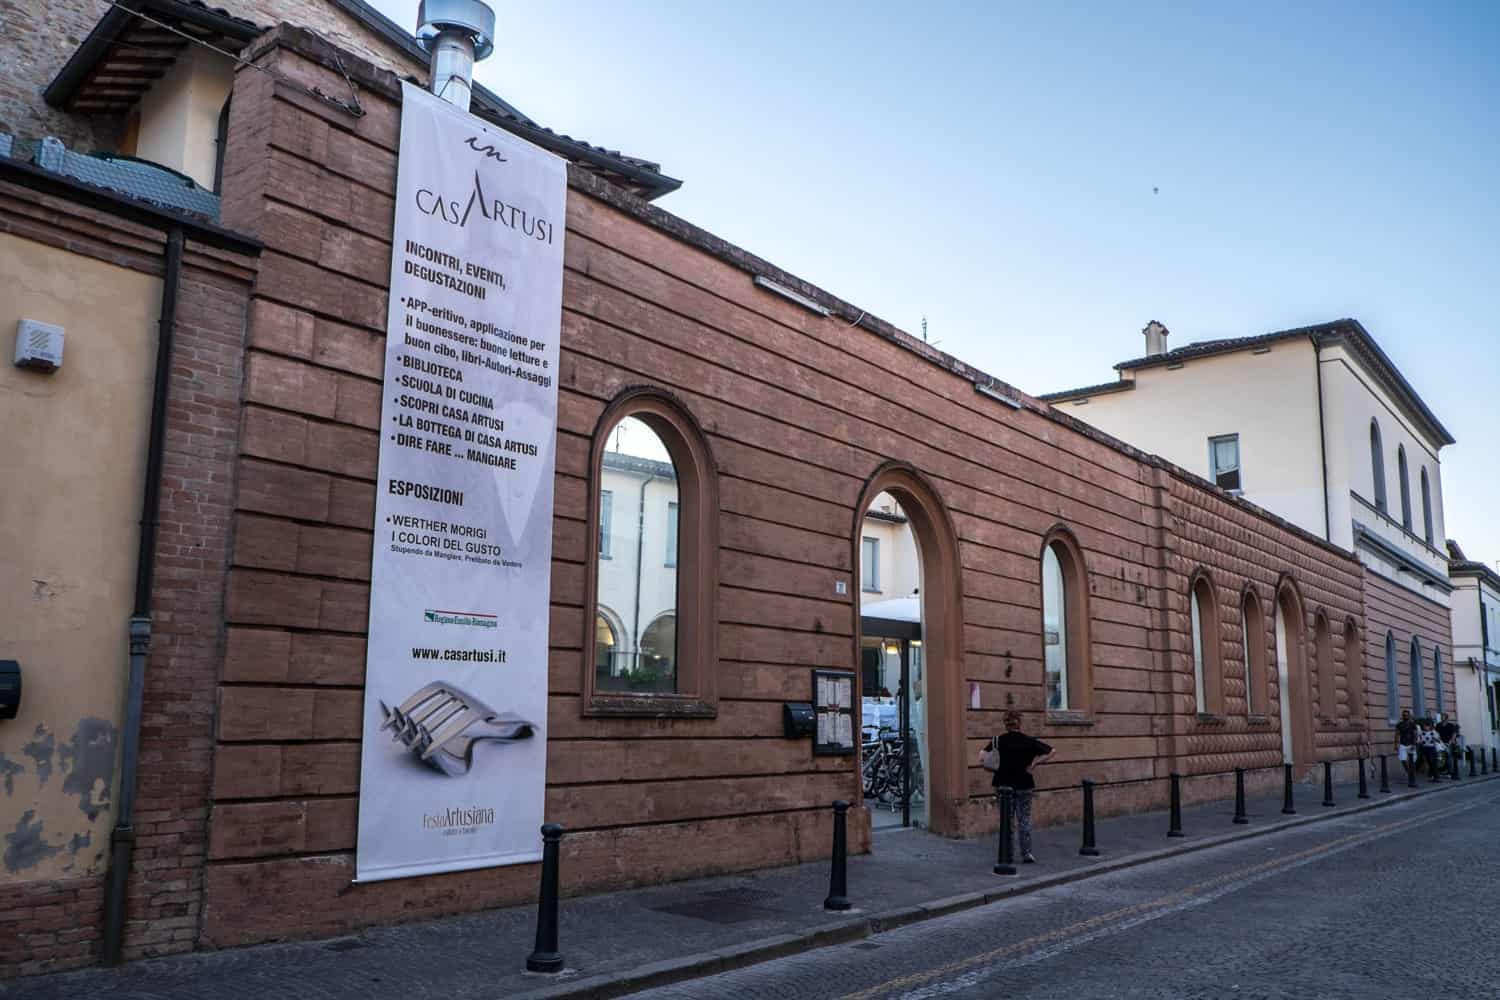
[355,83,566,883]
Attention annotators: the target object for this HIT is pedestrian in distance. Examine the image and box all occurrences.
[1395,708,1418,780]
[1419,722,1442,782]
[982,710,1053,864]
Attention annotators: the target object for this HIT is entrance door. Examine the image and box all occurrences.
[859,630,926,829]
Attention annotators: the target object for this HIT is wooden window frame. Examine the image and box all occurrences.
[581,389,719,718]
[1189,569,1224,718]
[1041,527,1093,721]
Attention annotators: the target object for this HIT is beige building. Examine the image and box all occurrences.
[1447,542,1500,758]
[1044,319,1457,730]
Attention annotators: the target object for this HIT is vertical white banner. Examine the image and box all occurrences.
[356,83,565,882]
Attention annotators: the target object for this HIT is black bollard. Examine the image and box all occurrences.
[526,823,566,973]
[1282,763,1296,815]
[824,800,851,911]
[1358,756,1370,799]
[1167,772,1184,838]
[1322,760,1335,807]
[1469,748,1477,778]
[1483,749,1490,776]
[1379,754,1391,794]
[1492,747,1497,772]
[994,787,1018,875]
[1233,767,1249,824]
[1079,780,1100,857]
[1408,751,1417,788]
[1451,747,1461,781]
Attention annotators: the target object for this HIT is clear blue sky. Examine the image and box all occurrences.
[376,1,1499,562]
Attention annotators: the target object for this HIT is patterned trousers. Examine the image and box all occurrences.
[996,789,1035,856]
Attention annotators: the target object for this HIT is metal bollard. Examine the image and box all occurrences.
[1282,763,1296,815]
[1469,748,1477,778]
[1492,747,1497,772]
[1408,751,1417,788]
[1167,772,1184,838]
[1483,749,1490,776]
[1079,780,1100,856]
[994,787,1018,875]
[1233,767,1248,824]
[824,800,851,911]
[1379,754,1391,794]
[1358,756,1370,799]
[1451,747,1461,781]
[526,823,566,973]
[1322,760,1335,807]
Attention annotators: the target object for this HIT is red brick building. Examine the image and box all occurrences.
[0,6,1382,977]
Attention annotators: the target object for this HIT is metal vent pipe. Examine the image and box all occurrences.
[417,0,496,111]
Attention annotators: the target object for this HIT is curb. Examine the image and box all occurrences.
[515,772,1499,999]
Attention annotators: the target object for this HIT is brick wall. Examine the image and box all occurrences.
[0,176,256,976]
[190,27,1375,949]
[1363,570,1455,735]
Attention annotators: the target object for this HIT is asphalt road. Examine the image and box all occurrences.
[630,780,1500,1000]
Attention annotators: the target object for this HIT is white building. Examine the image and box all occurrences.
[1447,541,1500,758]
[1043,319,1457,727]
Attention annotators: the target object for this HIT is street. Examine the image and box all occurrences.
[631,780,1500,999]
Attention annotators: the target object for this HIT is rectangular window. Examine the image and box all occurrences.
[1209,434,1241,492]
[861,536,880,592]
[599,490,613,559]
[665,502,679,567]
[1489,682,1498,731]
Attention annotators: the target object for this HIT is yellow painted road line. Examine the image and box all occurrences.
[839,794,1486,1000]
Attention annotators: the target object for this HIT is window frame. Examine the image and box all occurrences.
[1420,468,1433,545]
[598,489,613,559]
[1370,420,1387,513]
[1314,612,1336,720]
[1409,637,1425,718]
[665,501,679,568]
[1433,647,1443,716]
[1040,527,1093,720]
[581,389,718,718]
[1188,570,1224,717]
[1208,433,1242,493]
[861,536,880,593]
[1385,632,1399,723]
[1343,619,1363,721]
[1397,445,1412,531]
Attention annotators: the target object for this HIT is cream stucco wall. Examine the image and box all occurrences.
[0,233,159,883]
[1450,575,1500,750]
[596,466,679,670]
[859,493,920,602]
[134,47,235,190]
[1054,338,1327,538]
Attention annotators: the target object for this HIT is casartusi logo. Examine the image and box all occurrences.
[414,170,557,244]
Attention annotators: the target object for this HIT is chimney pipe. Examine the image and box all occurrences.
[417,0,496,112]
[1143,320,1169,357]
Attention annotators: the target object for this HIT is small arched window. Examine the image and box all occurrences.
[583,390,718,716]
[1241,589,1268,716]
[1420,468,1434,545]
[1385,632,1398,722]
[1433,648,1444,716]
[1410,637,1425,717]
[1189,573,1223,716]
[1040,529,1092,715]
[1344,621,1363,720]
[1315,613,1336,719]
[1397,446,1412,531]
[1370,420,1387,513]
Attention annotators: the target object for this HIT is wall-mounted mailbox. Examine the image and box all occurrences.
[783,702,815,739]
[0,660,19,720]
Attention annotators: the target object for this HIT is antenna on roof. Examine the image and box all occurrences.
[922,316,928,342]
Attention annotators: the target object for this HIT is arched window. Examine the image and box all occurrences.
[1189,572,1223,716]
[1433,648,1444,716]
[1397,446,1412,531]
[1241,589,1268,716]
[1385,632,1398,722]
[584,390,718,716]
[1420,468,1433,545]
[1344,621,1363,720]
[1040,529,1092,715]
[1315,613,1335,719]
[1370,420,1387,513]
[1410,637,1425,717]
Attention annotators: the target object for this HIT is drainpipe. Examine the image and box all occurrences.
[102,226,184,966]
[1313,337,1332,542]
[630,474,656,671]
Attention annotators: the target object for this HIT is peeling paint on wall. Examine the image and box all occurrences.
[59,717,117,820]
[3,810,61,873]
[22,724,54,786]
[0,754,21,795]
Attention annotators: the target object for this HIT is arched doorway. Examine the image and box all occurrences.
[852,463,963,837]
[1274,579,1315,773]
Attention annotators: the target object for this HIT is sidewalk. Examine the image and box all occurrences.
[5,769,1495,1000]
